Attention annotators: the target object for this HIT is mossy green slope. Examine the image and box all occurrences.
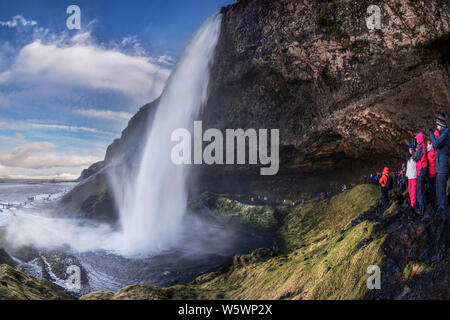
[280,184,380,251]
[83,184,387,300]
[193,184,385,300]
[210,197,277,231]
[80,283,224,300]
[0,264,73,300]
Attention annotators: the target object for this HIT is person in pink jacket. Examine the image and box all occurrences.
[412,132,428,214]
[427,140,437,206]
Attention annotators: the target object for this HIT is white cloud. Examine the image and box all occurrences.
[0,41,16,71]
[0,119,114,136]
[1,172,79,181]
[0,142,101,169]
[119,35,148,57]
[74,108,133,121]
[0,33,170,101]
[0,163,7,176]
[0,134,26,148]
[157,54,175,66]
[31,123,111,135]
[0,15,37,28]
[15,132,25,141]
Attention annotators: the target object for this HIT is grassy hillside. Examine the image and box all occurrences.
[82,184,387,300]
[0,264,73,300]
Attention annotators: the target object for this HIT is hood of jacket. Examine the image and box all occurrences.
[382,167,389,176]
[415,132,425,145]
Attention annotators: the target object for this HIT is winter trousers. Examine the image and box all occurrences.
[428,177,436,205]
[417,169,427,212]
[408,178,417,208]
[380,186,389,206]
[400,178,407,193]
[436,173,448,214]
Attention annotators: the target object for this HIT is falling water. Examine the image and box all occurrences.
[115,14,223,255]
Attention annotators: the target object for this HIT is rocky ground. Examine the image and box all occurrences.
[0,263,74,300]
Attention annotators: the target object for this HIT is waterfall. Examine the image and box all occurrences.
[114,13,223,256]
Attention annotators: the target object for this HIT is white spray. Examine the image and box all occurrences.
[114,14,223,255]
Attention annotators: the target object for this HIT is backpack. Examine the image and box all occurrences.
[387,176,394,190]
[400,174,407,184]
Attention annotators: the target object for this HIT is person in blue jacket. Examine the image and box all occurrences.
[429,113,450,217]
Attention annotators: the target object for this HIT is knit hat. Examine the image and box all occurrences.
[436,113,447,128]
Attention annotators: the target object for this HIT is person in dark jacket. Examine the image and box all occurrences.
[398,164,407,193]
[430,113,450,217]
[413,132,428,214]
[427,140,437,206]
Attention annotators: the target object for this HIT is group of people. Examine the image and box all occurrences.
[378,113,450,218]
[366,172,384,184]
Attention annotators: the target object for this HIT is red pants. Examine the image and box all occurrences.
[408,178,417,208]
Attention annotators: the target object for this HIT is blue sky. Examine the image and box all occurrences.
[0,0,234,179]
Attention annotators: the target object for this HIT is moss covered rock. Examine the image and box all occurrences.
[79,290,115,300]
[209,197,277,231]
[0,264,73,300]
[80,283,224,301]
[280,184,381,251]
[188,185,386,300]
[403,260,432,281]
[233,247,278,267]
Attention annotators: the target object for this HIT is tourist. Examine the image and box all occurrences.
[412,132,428,214]
[426,140,437,206]
[430,113,450,217]
[378,167,390,206]
[406,151,418,209]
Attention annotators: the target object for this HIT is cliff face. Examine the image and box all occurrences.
[202,0,450,170]
[66,0,450,221]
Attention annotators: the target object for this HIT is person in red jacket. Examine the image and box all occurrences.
[378,167,390,206]
[412,132,428,214]
[427,140,437,206]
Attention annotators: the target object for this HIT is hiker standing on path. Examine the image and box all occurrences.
[407,151,418,209]
[412,132,428,214]
[430,113,450,217]
[427,140,437,206]
[378,167,390,206]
